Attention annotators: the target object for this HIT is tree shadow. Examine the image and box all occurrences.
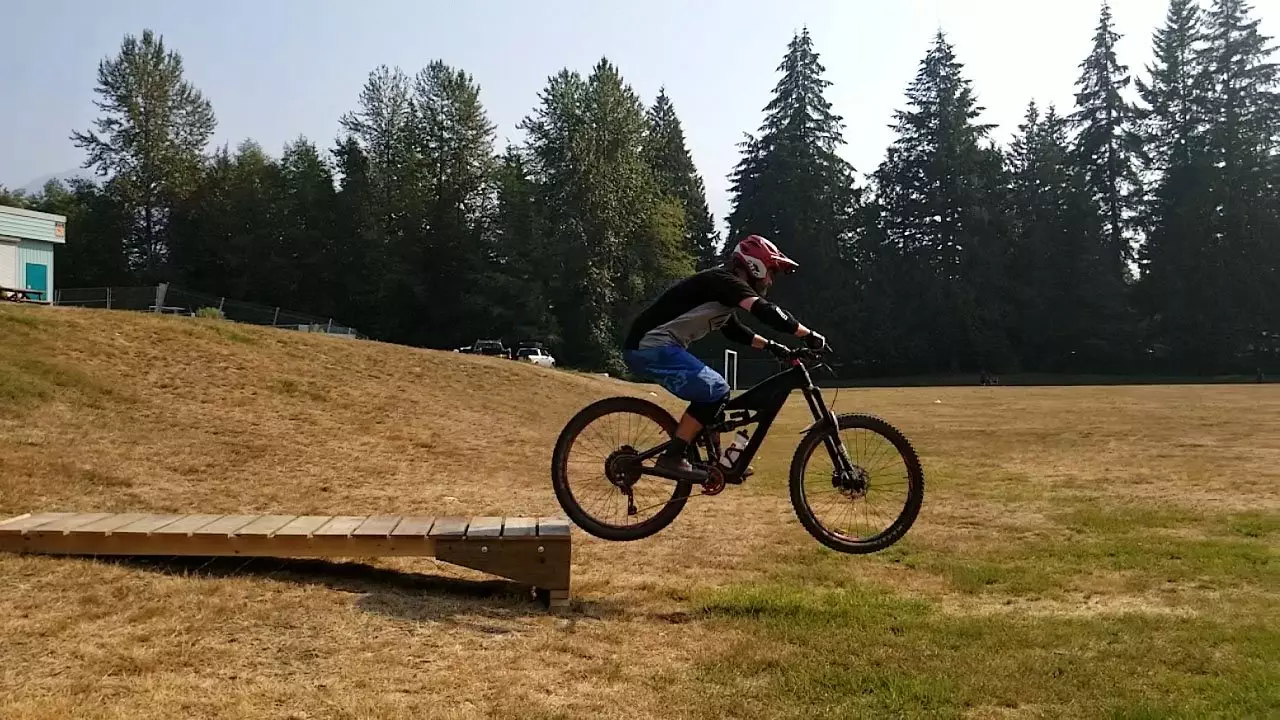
[81,554,627,624]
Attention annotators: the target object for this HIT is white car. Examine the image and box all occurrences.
[516,347,556,368]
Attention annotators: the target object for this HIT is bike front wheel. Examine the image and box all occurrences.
[551,396,694,541]
[789,413,924,554]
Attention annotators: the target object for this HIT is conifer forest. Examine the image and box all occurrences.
[4,0,1278,379]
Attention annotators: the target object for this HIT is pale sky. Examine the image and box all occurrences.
[2,0,1276,234]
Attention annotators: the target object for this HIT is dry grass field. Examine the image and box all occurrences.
[1,303,1276,719]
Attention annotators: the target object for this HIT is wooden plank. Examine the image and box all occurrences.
[389,516,435,537]
[26,513,115,534]
[353,516,402,537]
[501,517,537,538]
[466,517,504,538]
[75,513,152,535]
[190,515,260,537]
[537,516,571,538]
[312,516,367,537]
[274,515,333,537]
[151,515,224,535]
[233,515,297,537]
[0,513,77,533]
[427,516,469,538]
[0,513,33,530]
[112,514,188,536]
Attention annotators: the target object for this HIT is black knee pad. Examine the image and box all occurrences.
[687,398,726,427]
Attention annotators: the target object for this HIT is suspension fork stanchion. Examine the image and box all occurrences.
[805,383,856,474]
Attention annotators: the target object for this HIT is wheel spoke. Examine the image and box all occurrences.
[552,400,694,540]
[790,416,923,553]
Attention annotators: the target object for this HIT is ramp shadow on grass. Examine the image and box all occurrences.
[76,554,621,621]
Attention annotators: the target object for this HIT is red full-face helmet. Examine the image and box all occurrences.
[732,234,798,291]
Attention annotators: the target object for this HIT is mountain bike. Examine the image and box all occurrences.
[550,346,924,554]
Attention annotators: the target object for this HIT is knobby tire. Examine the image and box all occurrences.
[788,413,924,554]
[551,396,693,541]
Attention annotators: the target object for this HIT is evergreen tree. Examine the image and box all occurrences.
[643,89,721,268]
[1072,2,1142,275]
[520,59,690,372]
[488,146,561,347]
[872,31,1012,373]
[28,179,132,288]
[0,186,32,209]
[71,29,216,281]
[1009,102,1134,371]
[1196,0,1280,370]
[1136,0,1208,177]
[168,140,285,303]
[726,28,860,352]
[278,137,339,317]
[519,69,593,362]
[338,65,414,220]
[400,61,500,348]
[331,135,390,338]
[1134,0,1217,371]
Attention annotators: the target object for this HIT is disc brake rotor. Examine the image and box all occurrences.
[832,465,869,499]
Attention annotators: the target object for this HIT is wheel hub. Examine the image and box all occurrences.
[832,465,869,498]
[604,446,642,489]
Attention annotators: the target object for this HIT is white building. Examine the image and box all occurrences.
[0,204,66,302]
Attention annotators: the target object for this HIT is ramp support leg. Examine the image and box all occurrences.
[435,539,571,609]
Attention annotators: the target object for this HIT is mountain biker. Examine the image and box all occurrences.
[622,234,828,475]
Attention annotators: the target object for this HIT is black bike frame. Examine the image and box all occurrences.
[637,355,853,483]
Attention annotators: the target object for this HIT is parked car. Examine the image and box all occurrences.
[457,339,509,357]
[516,346,556,368]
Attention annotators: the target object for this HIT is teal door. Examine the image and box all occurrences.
[25,263,47,301]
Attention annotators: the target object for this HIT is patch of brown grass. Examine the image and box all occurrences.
[1,303,1277,718]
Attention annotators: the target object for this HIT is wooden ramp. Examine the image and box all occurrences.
[0,512,572,608]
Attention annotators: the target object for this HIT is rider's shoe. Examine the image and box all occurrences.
[656,452,695,474]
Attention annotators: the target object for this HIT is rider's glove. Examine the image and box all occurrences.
[803,330,828,351]
[764,340,791,358]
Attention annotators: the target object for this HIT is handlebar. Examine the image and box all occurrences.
[769,343,835,365]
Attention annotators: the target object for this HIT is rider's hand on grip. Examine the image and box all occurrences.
[804,330,828,351]
[765,340,791,359]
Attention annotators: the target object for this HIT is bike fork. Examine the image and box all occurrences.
[805,386,858,478]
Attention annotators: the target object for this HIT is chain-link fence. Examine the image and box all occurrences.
[52,284,360,338]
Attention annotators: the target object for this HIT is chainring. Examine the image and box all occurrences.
[701,464,727,496]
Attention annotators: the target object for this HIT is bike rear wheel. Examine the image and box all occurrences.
[551,396,694,541]
[789,413,924,554]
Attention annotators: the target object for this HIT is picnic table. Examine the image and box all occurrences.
[0,286,46,303]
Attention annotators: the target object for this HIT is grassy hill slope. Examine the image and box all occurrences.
[0,304,663,518]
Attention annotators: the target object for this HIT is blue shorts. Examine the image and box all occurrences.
[624,346,730,404]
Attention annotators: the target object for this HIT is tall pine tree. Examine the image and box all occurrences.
[642,89,721,269]
[1134,0,1216,371]
[1009,102,1133,371]
[1072,2,1142,277]
[401,61,500,348]
[338,65,414,221]
[520,60,691,372]
[1197,0,1280,371]
[872,31,1012,373]
[726,28,859,352]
